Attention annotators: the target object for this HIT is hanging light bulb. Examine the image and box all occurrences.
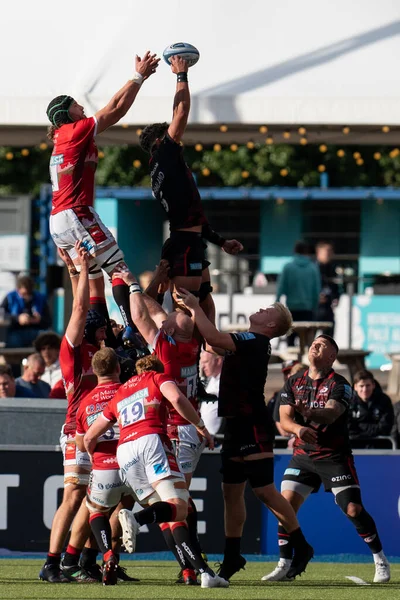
[280,168,288,177]
[353,152,361,159]
[298,126,306,135]
[319,144,327,153]
[265,137,274,145]
[220,124,228,133]
[246,141,255,149]
[241,170,250,178]
[342,126,350,134]
[300,137,307,145]
[373,152,381,160]
[382,126,390,133]
[136,128,142,136]
[21,148,29,157]
[39,142,48,150]
[259,125,268,134]
[283,130,291,140]
[133,159,141,168]
[337,149,345,157]
[202,167,210,176]
[230,144,238,152]
[213,143,221,152]
[195,143,203,152]
[318,164,326,172]
[98,151,105,159]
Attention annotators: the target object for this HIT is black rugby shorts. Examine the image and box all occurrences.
[161,231,209,277]
[282,452,359,493]
[221,455,274,489]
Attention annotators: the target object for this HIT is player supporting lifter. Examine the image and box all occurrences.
[178,289,314,581]
[75,348,134,586]
[47,51,159,340]
[263,335,390,584]
[84,354,229,588]
[39,243,110,583]
[115,267,208,585]
[139,56,243,316]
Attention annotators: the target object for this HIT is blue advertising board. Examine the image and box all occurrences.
[262,452,400,555]
[354,295,400,369]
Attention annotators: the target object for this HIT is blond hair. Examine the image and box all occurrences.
[92,347,119,377]
[272,302,293,337]
[135,354,164,375]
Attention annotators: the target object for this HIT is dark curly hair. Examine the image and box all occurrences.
[139,122,169,154]
[34,331,61,352]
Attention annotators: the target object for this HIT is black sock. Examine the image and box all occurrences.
[46,552,61,566]
[80,546,98,568]
[62,547,81,568]
[112,279,135,329]
[135,502,176,526]
[89,514,112,557]
[224,537,241,560]
[278,524,293,559]
[114,552,120,564]
[347,508,383,554]
[289,527,308,550]
[90,297,117,348]
[161,524,186,569]
[171,523,213,575]
[187,498,205,558]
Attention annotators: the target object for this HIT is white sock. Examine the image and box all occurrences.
[373,550,386,563]
[279,558,292,566]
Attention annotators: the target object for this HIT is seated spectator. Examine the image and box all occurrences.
[34,332,62,388]
[199,350,224,436]
[0,364,35,398]
[1,275,52,347]
[15,353,51,398]
[349,369,394,449]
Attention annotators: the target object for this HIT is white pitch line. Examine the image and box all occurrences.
[346,575,371,586]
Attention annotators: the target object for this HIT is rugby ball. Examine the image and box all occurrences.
[163,43,200,68]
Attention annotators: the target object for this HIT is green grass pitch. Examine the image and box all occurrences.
[0,559,399,600]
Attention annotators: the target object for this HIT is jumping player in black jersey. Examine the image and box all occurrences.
[139,56,243,314]
[262,334,390,584]
[178,289,314,582]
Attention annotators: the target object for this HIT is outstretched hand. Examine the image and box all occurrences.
[222,239,243,255]
[170,55,188,74]
[197,426,214,450]
[154,259,170,284]
[136,51,160,80]
[112,266,135,286]
[57,247,76,270]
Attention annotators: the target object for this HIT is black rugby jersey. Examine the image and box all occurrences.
[218,332,272,419]
[280,369,353,457]
[150,134,207,230]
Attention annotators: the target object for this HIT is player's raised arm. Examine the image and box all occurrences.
[113,270,160,345]
[177,288,236,351]
[167,56,190,143]
[95,52,160,134]
[64,242,90,347]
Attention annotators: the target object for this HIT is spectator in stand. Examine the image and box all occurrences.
[199,350,224,436]
[0,364,35,398]
[315,241,341,337]
[34,332,62,389]
[15,353,51,398]
[348,370,394,449]
[276,241,320,347]
[1,275,52,347]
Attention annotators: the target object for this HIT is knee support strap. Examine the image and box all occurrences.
[85,499,110,514]
[334,486,362,513]
[97,245,125,276]
[64,472,90,487]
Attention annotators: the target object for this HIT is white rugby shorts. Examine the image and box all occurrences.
[169,424,206,474]
[87,468,132,508]
[117,434,184,503]
[59,425,91,469]
[49,206,120,263]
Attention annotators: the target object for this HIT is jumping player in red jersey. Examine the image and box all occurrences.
[178,289,314,582]
[75,348,133,586]
[263,335,390,584]
[47,51,159,339]
[139,56,243,317]
[114,267,209,584]
[40,243,108,583]
[84,354,228,588]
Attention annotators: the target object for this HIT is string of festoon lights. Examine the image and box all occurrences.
[0,124,398,184]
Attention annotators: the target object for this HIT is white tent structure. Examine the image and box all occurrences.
[2,0,400,144]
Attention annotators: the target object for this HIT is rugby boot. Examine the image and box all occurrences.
[116,564,140,582]
[286,543,314,579]
[102,556,118,586]
[60,564,98,583]
[261,559,294,581]
[374,557,390,583]
[216,554,247,581]
[118,508,140,553]
[201,572,229,588]
[39,563,70,583]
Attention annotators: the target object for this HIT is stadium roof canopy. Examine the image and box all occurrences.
[2,0,400,145]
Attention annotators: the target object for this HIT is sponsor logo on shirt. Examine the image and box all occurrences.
[180,364,197,378]
[234,332,256,341]
[117,388,149,411]
[50,154,64,166]
[189,263,202,270]
[153,463,167,475]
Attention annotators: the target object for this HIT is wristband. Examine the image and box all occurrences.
[129,282,142,295]
[195,418,205,429]
[131,72,144,85]
[177,72,188,83]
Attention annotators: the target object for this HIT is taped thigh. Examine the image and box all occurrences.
[155,477,190,502]
[96,244,125,276]
[64,471,90,487]
[281,480,314,499]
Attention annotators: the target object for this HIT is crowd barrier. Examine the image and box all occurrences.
[0,446,398,556]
